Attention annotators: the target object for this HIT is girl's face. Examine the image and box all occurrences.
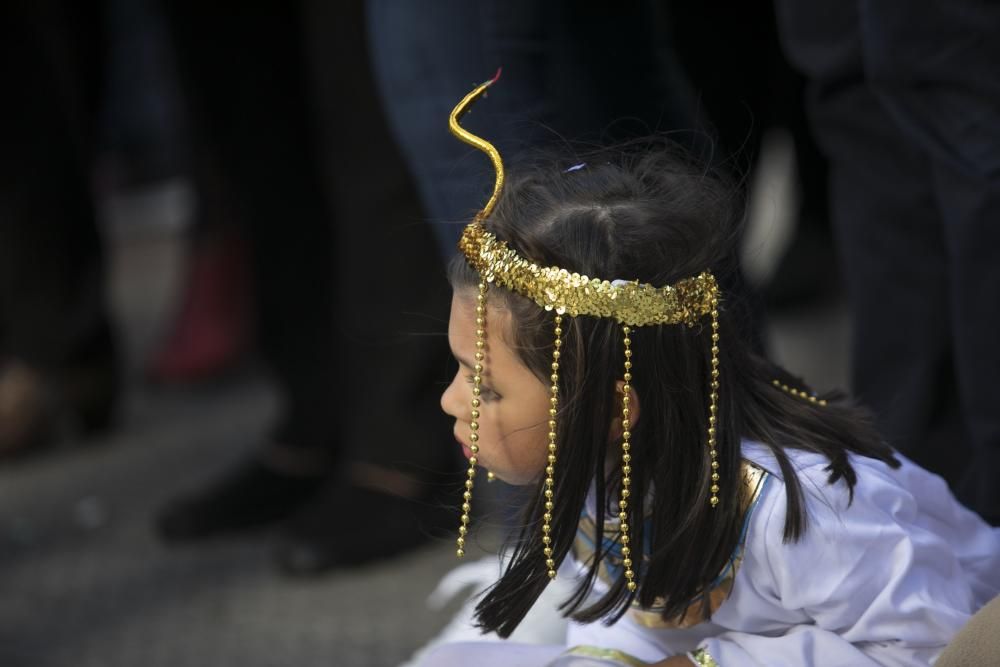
[441,291,551,485]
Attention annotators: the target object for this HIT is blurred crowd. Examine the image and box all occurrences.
[0,0,996,592]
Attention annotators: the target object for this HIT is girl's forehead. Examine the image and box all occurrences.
[448,291,523,366]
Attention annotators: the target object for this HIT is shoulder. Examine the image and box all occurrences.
[739,443,977,621]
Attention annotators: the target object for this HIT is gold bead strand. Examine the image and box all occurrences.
[708,300,721,508]
[771,379,828,406]
[457,281,488,558]
[619,325,637,593]
[542,315,563,580]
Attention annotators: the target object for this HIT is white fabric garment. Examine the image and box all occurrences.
[407,443,1000,667]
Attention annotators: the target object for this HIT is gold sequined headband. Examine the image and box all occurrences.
[448,75,721,594]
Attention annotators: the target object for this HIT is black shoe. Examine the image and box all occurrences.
[274,479,457,576]
[155,460,327,542]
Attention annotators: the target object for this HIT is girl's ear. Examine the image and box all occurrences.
[608,380,640,442]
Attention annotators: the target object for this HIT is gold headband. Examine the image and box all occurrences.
[459,221,719,326]
[448,75,721,594]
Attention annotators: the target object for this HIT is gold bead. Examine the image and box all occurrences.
[624,361,632,369]
[469,457,477,466]
[469,432,478,442]
[465,480,474,489]
[547,455,556,464]
[623,372,632,381]
[622,430,631,440]
[710,484,719,494]
[627,581,637,592]
[551,362,559,371]
[462,503,471,513]
[546,558,555,569]
[618,511,627,522]
[543,536,552,545]
[623,465,631,475]
[463,491,472,501]
[621,546,630,557]
[457,537,465,548]
[554,327,563,336]
[624,349,632,358]
[711,461,719,469]
[553,350,561,359]
[547,570,556,579]
[621,488,630,498]
[620,523,629,533]
[544,547,552,557]
[710,496,719,507]
[712,472,720,481]
[545,501,554,510]
[472,398,480,408]
[623,337,631,346]
[619,500,627,509]
[457,548,465,558]
[622,453,631,463]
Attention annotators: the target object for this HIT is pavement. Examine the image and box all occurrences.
[0,178,849,667]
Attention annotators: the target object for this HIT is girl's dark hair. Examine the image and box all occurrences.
[447,139,899,638]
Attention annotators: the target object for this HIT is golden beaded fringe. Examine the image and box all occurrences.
[542,315,563,579]
[457,282,488,558]
[619,326,637,592]
[708,300,721,508]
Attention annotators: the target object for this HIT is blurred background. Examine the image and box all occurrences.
[3,0,995,665]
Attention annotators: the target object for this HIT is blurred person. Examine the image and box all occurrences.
[775,1,1000,525]
[152,0,461,575]
[0,1,120,458]
[366,0,702,261]
[666,0,838,309]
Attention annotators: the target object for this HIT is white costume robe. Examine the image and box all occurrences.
[410,443,1000,666]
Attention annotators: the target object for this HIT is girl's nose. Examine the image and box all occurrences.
[440,373,463,418]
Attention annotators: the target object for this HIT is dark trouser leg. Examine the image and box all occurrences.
[161,0,339,456]
[776,0,1000,521]
[0,2,117,452]
[859,1,1000,522]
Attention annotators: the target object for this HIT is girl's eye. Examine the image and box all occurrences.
[465,375,500,402]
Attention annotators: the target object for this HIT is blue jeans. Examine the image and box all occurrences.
[366,0,699,259]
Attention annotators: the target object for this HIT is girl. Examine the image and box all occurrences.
[419,78,1000,666]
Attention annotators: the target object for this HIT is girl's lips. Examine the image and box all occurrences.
[455,433,474,460]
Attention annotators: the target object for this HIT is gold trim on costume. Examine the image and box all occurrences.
[688,647,721,667]
[571,462,768,629]
[562,645,648,667]
[458,221,719,327]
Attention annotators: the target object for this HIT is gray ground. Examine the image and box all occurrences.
[0,171,848,667]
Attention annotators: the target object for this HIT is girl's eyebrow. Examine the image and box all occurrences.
[451,348,476,370]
